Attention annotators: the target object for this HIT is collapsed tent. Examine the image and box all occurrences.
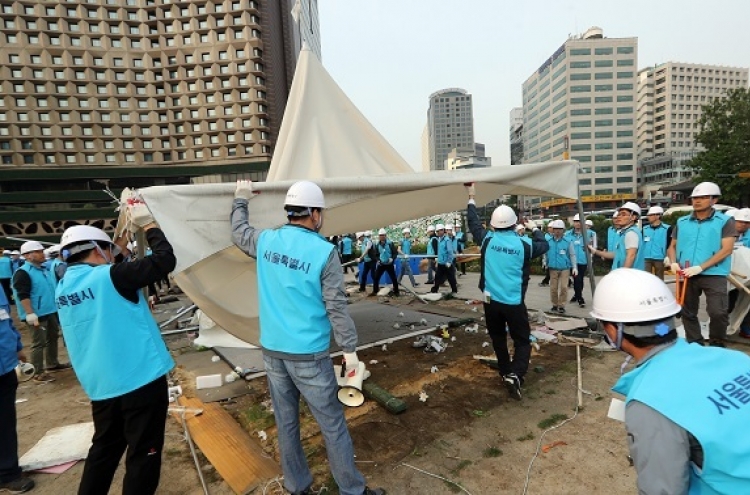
[140,48,580,345]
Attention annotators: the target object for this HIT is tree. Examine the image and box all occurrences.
[687,88,750,205]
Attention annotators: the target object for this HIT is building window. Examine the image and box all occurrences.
[617,46,635,54]
[595,47,613,55]
[570,48,591,56]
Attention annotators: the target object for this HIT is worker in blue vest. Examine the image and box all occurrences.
[668,182,735,346]
[56,212,175,495]
[593,268,750,494]
[430,224,458,295]
[231,180,385,495]
[642,206,672,280]
[590,202,645,270]
[397,227,419,288]
[454,224,467,276]
[538,222,554,287]
[425,225,438,284]
[728,208,750,338]
[339,234,354,274]
[466,184,548,400]
[11,241,70,383]
[565,214,595,308]
[9,251,23,273]
[357,231,377,293]
[545,220,576,314]
[371,228,400,297]
[43,244,66,283]
[0,286,34,493]
[0,250,13,306]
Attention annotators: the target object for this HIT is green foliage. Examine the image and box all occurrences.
[483,446,504,458]
[538,413,569,429]
[688,88,750,204]
[662,210,691,226]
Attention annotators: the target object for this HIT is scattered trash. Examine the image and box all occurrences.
[15,398,28,404]
[410,325,415,330]
[482,342,490,348]
[430,366,439,373]
[211,356,220,363]
[480,317,485,321]
[418,391,429,402]
[531,330,558,342]
[412,335,431,348]
[440,327,450,339]
[532,342,541,352]
[225,373,237,383]
[257,430,267,442]
[465,324,479,333]
[541,441,567,453]
[369,360,378,365]
[168,385,183,403]
[398,312,405,317]
[450,336,456,342]
[196,374,223,389]
[420,318,427,325]
[381,344,388,352]
[393,323,400,329]
[471,307,478,312]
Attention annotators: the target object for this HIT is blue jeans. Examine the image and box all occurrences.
[263,354,366,495]
[398,259,417,287]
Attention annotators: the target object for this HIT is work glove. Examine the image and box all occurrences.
[683,266,703,278]
[343,352,360,378]
[25,313,39,327]
[446,262,452,268]
[235,180,256,200]
[663,256,670,265]
[387,258,393,264]
[542,259,547,269]
[524,219,538,231]
[464,183,476,197]
[670,262,681,274]
[128,203,155,232]
[571,267,578,277]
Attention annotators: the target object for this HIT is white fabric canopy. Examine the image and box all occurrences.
[140,49,580,345]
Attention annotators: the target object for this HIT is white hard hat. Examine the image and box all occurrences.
[20,241,45,255]
[490,205,518,229]
[356,231,364,238]
[284,180,325,208]
[445,224,454,230]
[735,208,750,223]
[364,230,372,237]
[60,225,117,260]
[45,244,61,256]
[378,228,387,235]
[572,214,580,221]
[427,225,435,232]
[585,219,593,227]
[647,206,664,215]
[617,202,641,216]
[550,219,565,229]
[10,250,20,255]
[690,181,721,198]
[435,224,445,231]
[15,362,35,382]
[591,268,681,329]
[402,228,411,234]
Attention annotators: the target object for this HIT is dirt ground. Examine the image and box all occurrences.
[12,291,748,495]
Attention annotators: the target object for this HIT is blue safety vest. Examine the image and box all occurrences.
[12,263,58,319]
[362,236,374,262]
[426,235,437,256]
[676,211,732,276]
[614,225,646,270]
[607,226,617,252]
[565,229,593,265]
[56,264,174,400]
[0,256,12,279]
[257,225,333,354]
[401,238,412,255]
[44,258,64,283]
[613,339,750,494]
[455,231,466,251]
[642,223,670,260]
[0,288,21,376]
[437,235,455,264]
[340,236,353,255]
[482,231,528,305]
[547,236,573,270]
[739,233,750,249]
[376,240,395,264]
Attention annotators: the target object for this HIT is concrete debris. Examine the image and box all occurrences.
[393,323,400,329]
[381,344,388,352]
[211,356,220,363]
[465,324,479,333]
[419,391,429,402]
[410,325,415,330]
[196,374,223,390]
[420,318,428,325]
[369,360,378,365]
[398,312,405,317]
[482,342,490,348]
[224,372,238,383]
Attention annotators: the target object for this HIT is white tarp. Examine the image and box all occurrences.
[140,49,580,345]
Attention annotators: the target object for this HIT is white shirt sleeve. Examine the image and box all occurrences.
[624,230,640,250]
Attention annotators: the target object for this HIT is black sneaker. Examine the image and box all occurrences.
[503,373,522,400]
[364,488,386,495]
[549,306,558,313]
[557,306,566,314]
[570,296,577,303]
[0,476,35,494]
[578,299,585,308]
[538,282,549,287]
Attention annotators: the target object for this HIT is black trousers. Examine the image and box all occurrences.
[372,263,399,295]
[0,370,21,484]
[541,268,550,285]
[341,254,354,273]
[78,375,168,495]
[484,300,532,380]
[431,263,458,293]
[572,264,587,302]
[359,260,377,291]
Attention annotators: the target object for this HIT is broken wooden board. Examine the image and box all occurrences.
[175,397,280,494]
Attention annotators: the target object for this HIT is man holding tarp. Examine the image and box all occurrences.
[231,180,385,495]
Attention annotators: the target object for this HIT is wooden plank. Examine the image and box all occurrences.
[174,397,281,494]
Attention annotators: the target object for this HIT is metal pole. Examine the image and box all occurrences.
[6,236,55,246]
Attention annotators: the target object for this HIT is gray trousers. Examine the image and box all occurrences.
[29,313,61,373]
[681,275,728,344]
[644,259,665,280]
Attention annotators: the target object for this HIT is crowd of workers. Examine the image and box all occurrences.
[2,178,750,494]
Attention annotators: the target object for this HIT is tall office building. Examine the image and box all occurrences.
[521,27,638,216]
[509,107,523,165]
[426,88,475,171]
[637,62,748,190]
[0,0,319,244]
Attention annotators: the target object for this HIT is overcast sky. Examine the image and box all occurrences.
[318,0,750,170]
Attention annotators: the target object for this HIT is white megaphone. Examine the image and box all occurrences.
[16,362,35,382]
[334,362,371,407]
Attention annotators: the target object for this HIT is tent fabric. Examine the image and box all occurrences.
[139,48,581,346]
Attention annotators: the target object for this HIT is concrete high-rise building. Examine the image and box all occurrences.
[426,88,475,171]
[521,27,638,216]
[509,107,523,165]
[0,0,319,244]
[636,62,749,194]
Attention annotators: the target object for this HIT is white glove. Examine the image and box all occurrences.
[343,352,359,378]
[464,183,476,197]
[26,313,39,327]
[670,262,681,274]
[542,259,547,269]
[446,262,452,268]
[663,256,670,265]
[571,267,578,277]
[235,180,256,200]
[524,219,538,231]
[128,203,155,231]
[683,266,703,278]
[387,258,393,264]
